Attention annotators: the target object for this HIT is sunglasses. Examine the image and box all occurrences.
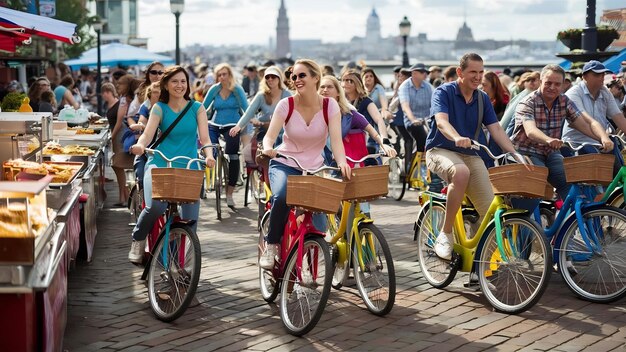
[264,74,278,80]
[341,78,354,84]
[291,72,307,81]
[149,70,165,75]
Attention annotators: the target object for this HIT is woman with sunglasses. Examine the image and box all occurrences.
[229,66,291,141]
[341,69,389,166]
[202,63,249,208]
[259,59,351,269]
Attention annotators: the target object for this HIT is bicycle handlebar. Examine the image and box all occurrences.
[562,141,603,152]
[469,140,526,165]
[145,148,206,168]
[346,153,386,164]
[611,134,626,146]
[275,153,341,175]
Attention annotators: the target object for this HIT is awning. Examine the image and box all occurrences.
[64,43,174,69]
[0,26,32,53]
[0,7,78,44]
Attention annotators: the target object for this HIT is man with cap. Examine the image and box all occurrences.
[511,63,613,202]
[428,65,443,88]
[562,60,626,174]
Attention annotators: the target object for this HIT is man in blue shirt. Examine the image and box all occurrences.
[425,53,523,260]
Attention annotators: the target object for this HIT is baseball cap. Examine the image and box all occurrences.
[393,65,402,73]
[264,66,282,79]
[409,63,428,72]
[582,60,611,74]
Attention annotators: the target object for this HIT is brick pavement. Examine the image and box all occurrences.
[63,177,626,351]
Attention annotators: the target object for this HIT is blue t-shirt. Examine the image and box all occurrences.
[368,84,386,110]
[425,81,498,155]
[147,101,203,170]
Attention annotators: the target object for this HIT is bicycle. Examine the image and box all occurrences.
[204,142,228,220]
[327,154,396,316]
[415,141,551,314]
[257,153,341,336]
[125,168,143,226]
[544,141,626,303]
[388,149,430,201]
[139,148,205,322]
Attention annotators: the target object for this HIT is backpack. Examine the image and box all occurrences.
[284,96,329,125]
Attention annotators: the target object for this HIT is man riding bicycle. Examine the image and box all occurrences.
[425,53,524,260]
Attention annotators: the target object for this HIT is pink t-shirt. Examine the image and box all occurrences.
[274,97,340,170]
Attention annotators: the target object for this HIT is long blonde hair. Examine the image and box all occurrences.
[321,75,351,115]
[214,62,236,91]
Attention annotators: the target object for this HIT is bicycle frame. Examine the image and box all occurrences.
[421,190,528,272]
[327,200,376,276]
[406,151,429,188]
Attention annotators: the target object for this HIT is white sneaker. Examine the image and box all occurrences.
[434,232,452,260]
[128,239,146,264]
[260,244,279,269]
[227,197,235,208]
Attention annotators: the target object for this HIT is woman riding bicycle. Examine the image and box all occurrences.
[128,65,215,264]
[259,59,351,269]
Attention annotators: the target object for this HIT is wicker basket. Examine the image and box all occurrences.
[343,165,389,201]
[488,164,549,198]
[151,168,205,203]
[286,175,346,213]
[563,154,614,185]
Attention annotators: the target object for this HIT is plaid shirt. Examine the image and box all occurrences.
[511,90,582,156]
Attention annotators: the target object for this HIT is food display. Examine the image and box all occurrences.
[42,141,95,156]
[3,159,83,184]
[0,178,51,239]
[72,128,96,135]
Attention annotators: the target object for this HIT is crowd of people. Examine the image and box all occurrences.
[7,54,626,266]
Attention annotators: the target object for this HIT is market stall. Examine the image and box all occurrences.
[0,111,110,351]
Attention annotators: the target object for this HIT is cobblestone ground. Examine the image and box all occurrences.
[63,178,626,352]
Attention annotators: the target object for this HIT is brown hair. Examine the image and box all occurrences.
[361,67,384,90]
[341,69,368,100]
[459,53,483,71]
[101,82,117,97]
[159,65,191,103]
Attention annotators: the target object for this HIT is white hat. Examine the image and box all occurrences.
[264,66,282,79]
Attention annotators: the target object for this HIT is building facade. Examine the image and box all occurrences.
[276,0,290,58]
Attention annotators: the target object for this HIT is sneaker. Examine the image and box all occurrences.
[260,244,279,269]
[434,232,452,260]
[227,197,236,208]
[128,239,146,264]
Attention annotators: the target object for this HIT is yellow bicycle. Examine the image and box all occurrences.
[388,150,430,201]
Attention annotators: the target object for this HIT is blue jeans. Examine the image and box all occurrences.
[131,163,200,241]
[266,160,327,244]
[526,151,570,200]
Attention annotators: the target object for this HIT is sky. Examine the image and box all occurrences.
[137,0,625,53]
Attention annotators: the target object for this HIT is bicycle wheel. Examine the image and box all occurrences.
[607,188,625,209]
[478,215,550,314]
[558,207,626,303]
[417,202,458,288]
[388,157,406,201]
[147,223,201,322]
[353,223,396,316]
[215,156,222,220]
[128,184,143,226]
[258,212,278,302]
[279,236,332,336]
[244,170,251,207]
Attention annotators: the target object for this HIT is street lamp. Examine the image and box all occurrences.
[399,16,411,68]
[170,0,184,65]
[93,18,107,116]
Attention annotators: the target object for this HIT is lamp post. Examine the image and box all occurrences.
[93,18,106,116]
[399,16,411,68]
[170,0,184,65]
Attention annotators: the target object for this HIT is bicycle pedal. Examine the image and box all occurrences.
[449,251,461,270]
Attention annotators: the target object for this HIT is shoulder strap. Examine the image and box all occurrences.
[323,97,329,125]
[285,96,295,124]
[474,91,484,140]
[149,101,193,149]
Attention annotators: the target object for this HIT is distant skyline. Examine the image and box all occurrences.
[137,0,624,53]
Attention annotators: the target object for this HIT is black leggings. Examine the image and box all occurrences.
[209,125,240,187]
